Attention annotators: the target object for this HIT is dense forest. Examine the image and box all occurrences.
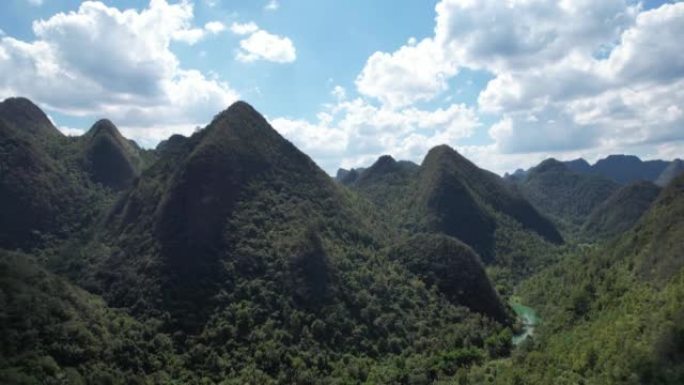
[1,96,683,384]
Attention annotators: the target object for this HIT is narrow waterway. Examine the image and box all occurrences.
[510,301,540,345]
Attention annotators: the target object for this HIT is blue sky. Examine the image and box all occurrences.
[0,0,682,174]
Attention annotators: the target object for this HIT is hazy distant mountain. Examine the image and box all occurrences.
[502,168,529,182]
[591,155,669,184]
[509,155,677,187]
[656,159,684,187]
[563,158,592,174]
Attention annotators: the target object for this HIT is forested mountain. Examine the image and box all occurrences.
[513,159,620,229]
[81,119,143,190]
[1,98,515,384]
[341,146,562,264]
[582,181,661,240]
[470,174,684,384]
[0,96,681,384]
[0,98,113,250]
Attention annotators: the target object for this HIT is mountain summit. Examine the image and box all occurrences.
[82,119,141,190]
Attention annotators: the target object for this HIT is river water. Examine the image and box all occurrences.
[511,302,540,345]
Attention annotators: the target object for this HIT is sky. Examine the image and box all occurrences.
[0,0,682,175]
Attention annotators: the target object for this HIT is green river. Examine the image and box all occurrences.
[510,300,540,345]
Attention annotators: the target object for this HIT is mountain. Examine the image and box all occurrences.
[490,174,684,384]
[5,95,680,384]
[0,97,61,140]
[656,159,684,187]
[389,234,509,324]
[563,158,592,174]
[591,154,670,184]
[517,159,620,227]
[335,166,367,185]
[0,249,178,384]
[0,98,113,250]
[582,181,661,239]
[81,119,142,190]
[502,168,528,183]
[73,101,513,382]
[509,155,677,187]
[344,146,562,264]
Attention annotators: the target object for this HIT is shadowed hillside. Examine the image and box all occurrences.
[582,181,661,240]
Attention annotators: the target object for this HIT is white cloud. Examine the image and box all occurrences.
[173,20,226,44]
[479,3,684,155]
[0,0,238,144]
[235,28,296,63]
[230,21,259,35]
[331,85,346,101]
[204,21,226,34]
[272,97,480,173]
[350,0,684,174]
[356,38,456,107]
[58,125,86,136]
[229,21,296,63]
[264,0,280,12]
[173,28,206,44]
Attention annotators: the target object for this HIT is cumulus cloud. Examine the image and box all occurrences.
[230,22,296,63]
[0,0,238,145]
[272,98,480,172]
[356,39,456,107]
[349,0,684,174]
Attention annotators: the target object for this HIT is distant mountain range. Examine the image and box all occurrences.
[505,154,683,187]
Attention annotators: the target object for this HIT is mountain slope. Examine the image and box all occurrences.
[563,158,592,174]
[81,119,142,190]
[656,159,684,187]
[0,250,180,384]
[582,181,661,240]
[479,174,684,384]
[345,146,562,264]
[0,107,109,250]
[518,159,620,227]
[0,97,61,140]
[389,234,510,324]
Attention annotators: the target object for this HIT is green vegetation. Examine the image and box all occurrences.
[1,97,683,384]
[517,158,620,231]
[582,181,661,240]
[462,175,684,384]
